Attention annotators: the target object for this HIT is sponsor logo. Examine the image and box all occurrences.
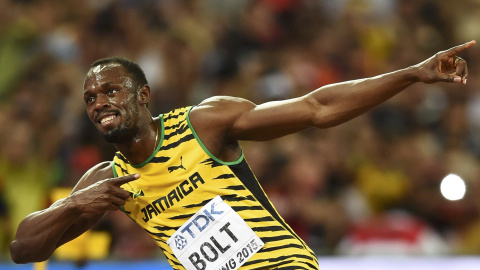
[168,156,187,173]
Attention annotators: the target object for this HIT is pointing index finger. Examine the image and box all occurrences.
[445,40,476,57]
[110,173,140,186]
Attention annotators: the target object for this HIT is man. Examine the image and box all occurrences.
[10,40,475,269]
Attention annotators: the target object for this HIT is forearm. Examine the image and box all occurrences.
[10,165,134,264]
[308,66,419,128]
[10,197,82,263]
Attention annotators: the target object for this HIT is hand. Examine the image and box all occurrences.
[69,174,140,214]
[414,40,476,85]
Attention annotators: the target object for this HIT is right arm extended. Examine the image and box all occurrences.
[9,162,139,264]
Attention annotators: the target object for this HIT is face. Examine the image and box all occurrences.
[83,63,142,143]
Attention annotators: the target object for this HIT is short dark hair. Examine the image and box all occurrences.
[90,57,148,89]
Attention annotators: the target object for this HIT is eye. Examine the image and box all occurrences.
[107,88,118,95]
[86,96,95,104]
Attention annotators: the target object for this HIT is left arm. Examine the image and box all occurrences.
[231,67,419,140]
[190,41,475,151]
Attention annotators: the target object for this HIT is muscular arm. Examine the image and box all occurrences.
[230,67,418,140]
[10,162,138,263]
[191,41,475,146]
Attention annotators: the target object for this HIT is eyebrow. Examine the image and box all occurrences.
[83,81,116,95]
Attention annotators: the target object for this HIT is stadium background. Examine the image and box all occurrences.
[1,0,480,268]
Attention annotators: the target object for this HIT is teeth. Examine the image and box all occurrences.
[100,115,116,124]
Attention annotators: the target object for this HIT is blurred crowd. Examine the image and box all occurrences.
[2,0,480,262]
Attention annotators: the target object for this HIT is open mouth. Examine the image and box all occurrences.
[98,113,118,126]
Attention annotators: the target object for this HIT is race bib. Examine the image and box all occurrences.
[167,196,264,270]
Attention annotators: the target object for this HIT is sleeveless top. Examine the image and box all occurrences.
[112,106,319,270]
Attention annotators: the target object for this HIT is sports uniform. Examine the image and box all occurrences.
[112,106,319,270]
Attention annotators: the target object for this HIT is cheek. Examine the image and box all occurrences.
[86,113,95,124]
[123,94,140,108]
[87,108,96,122]
[117,92,137,107]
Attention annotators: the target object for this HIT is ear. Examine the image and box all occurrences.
[137,85,151,106]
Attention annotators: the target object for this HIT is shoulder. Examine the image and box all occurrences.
[194,96,255,110]
[190,96,256,124]
[72,161,114,192]
[188,96,254,158]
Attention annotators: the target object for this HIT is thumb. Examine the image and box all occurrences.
[437,72,461,83]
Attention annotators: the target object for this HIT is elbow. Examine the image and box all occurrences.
[10,240,30,264]
[10,240,26,264]
[10,240,50,264]
[310,105,364,129]
[310,109,339,129]
[305,95,334,129]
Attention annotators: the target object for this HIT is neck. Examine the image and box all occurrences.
[114,116,158,165]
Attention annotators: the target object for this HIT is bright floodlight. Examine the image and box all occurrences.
[440,174,466,201]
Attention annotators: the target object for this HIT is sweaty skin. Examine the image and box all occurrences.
[9,40,475,264]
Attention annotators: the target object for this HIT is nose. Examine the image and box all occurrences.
[94,94,110,110]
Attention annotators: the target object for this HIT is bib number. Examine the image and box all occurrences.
[167,196,264,270]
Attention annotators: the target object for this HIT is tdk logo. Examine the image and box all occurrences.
[181,203,224,239]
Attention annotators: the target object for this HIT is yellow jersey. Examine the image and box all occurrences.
[112,106,319,269]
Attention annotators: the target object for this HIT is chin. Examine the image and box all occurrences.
[103,125,139,144]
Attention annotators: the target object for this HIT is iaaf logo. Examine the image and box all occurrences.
[173,235,188,250]
[174,200,225,250]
